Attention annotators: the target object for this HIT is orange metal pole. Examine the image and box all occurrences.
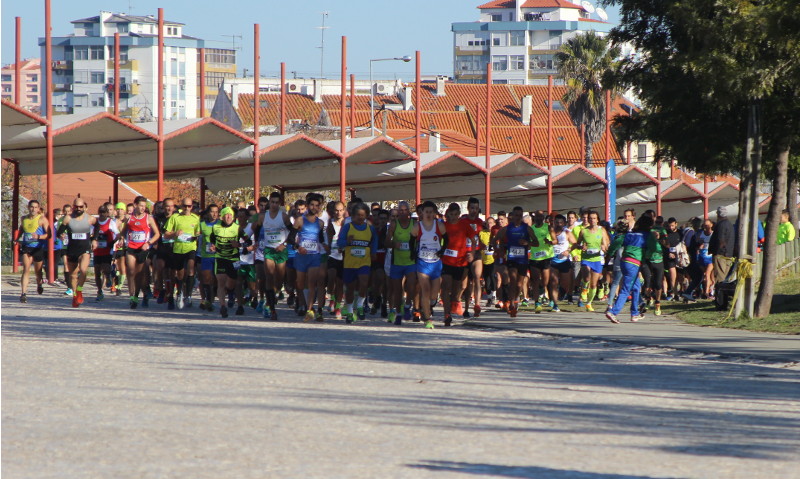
[350,73,356,139]
[114,33,120,115]
[475,102,481,157]
[605,90,611,161]
[339,36,347,202]
[547,75,553,214]
[485,64,492,217]
[199,47,206,117]
[45,0,55,283]
[157,8,164,200]
[253,24,261,202]
[529,111,534,160]
[280,62,286,134]
[415,51,422,205]
[113,176,119,204]
[15,17,21,105]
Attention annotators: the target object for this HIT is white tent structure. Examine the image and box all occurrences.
[492,164,607,211]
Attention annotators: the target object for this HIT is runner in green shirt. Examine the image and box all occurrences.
[163,198,201,309]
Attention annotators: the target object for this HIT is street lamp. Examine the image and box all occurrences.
[369,55,412,135]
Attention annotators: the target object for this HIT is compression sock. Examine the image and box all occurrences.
[185,275,195,298]
[587,287,597,304]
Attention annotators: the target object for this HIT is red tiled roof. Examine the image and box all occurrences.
[477,0,515,8]
[521,0,584,9]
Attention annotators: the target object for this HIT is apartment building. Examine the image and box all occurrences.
[1,59,41,111]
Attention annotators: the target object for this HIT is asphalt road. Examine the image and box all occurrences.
[3,282,800,478]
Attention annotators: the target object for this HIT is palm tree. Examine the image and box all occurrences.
[555,32,621,168]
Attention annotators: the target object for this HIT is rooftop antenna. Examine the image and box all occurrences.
[316,11,330,78]
[128,0,133,14]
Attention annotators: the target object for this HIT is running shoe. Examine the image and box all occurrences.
[654,305,662,316]
[77,291,84,305]
[250,296,258,309]
[357,307,366,321]
[585,303,594,312]
[381,303,388,318]
[463,308,471,319]
[486,297,494,307]
[270,309,278,321]
[393,313,402,326]
[235,305,245,316]
[345,313,355,324]
[176,293,184,310]
[681,293,696,303]
[256,300,264,314]
[130,297,139,309]
[403,306,412,322]
[96,291,104,302]
[316,308,324,322]
[220,306,228,318]
[551,304,561,313]
[508,305,518,318]
[606,312,620,324]
[424,320,435,329]
[453,301,465,317]
[630,314,644,322]
[65,288,73,296]
[199,301,208,311]
[185,296,192,308]
[262,306,270,319]
[115,287,122,297]
[495,300,504,309]
[304,309,316,322]
[387,310,397,324]
[19,293,27,303]
[444,315,452,327]
[111,284,117,294]
[37,284,44,295]
[534,302,542,314]
[168,297,175,310]
[577,299,584,308]
[473,305,481,318]
[72,295,80,308]
[412,311,422,323]
[334,307,342,321]
[105,274,113,289]
[647,298,654,308]
[141,295,150,308]
[664,295,674,302]
[370,303,379,316]
[520,299,529,308]
[157,289,165,304]
[227,293,235,309]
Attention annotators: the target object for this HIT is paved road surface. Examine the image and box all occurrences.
[3,281,799,478]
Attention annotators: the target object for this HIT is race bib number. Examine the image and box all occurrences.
[129,231,147,243]
[22,233,34,242]
[398,242,410,251]
[485,250,494,256]
[301,239,318,252]
[553,245,566,255]
[444,248,458,258]
[96,240,108,249]
[419,249,438,261]
[669,247,677,253]
[265,230,282,245]
[178,233,193,243]
[533,250,547,259]
[350,247,366,258]
[71,232,88,240]
[508,246,525,258]
[586,248,601,255]
[205,243,213,253]
[466,239,472,248]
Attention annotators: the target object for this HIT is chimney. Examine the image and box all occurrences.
[312,79,322,103]
[402,86,413,110]
[428,132,441,152]
[435,76,446,96]
[521,95,533,125]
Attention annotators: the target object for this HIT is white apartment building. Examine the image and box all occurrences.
[40,11,234,120]
[452,0,620,85]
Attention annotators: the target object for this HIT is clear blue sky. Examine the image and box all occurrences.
[2,0,619,80]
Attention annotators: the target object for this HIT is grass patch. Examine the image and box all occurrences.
[660,271,800,335]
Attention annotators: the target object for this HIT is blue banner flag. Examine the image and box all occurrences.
[605,159,616,222]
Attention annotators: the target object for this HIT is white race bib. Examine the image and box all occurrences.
[96,240,108,249]
[22,233,34,242]
[586,248,601,255]
[398,242,410,251]
[264,229,282,245]
[533,250,547,259]
[205,243,213,253]
[466,239,472,248]
[178,233,193,243]
[419,249,438,261]
[669,247,677,253]
[508,246,525,258]
[129,231,146,242]
[444,248,458,258]
[350,247,366,258]
[71,232,88,240]
[301,239,318,252]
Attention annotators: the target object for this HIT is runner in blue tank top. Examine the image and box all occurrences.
[495,206,538,318]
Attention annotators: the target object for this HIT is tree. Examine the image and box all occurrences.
[555,32,621,168]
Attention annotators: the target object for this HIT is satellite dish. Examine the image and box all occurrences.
[581,1,595,13]
[596,7,608,21]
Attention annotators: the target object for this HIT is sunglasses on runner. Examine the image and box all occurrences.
[183,204,193,208]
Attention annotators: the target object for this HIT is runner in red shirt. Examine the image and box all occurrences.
[461,197,484,318]
[441,203,475,326]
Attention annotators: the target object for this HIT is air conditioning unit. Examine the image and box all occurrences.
[286,81,301,93]
[288,118,302,125]
[374,83,387,94]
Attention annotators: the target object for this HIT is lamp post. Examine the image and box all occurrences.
[369,56,412,135]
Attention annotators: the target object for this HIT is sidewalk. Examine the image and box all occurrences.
[466,307,800,363]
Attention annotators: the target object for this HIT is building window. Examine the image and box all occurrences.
[492,35,503,46]
[74,46,89,60]
[1,74,11,82]
[203,71,235,88]
[509,55,525,70]
[90,94,104,107]
[456,55,488,72]
[28,84,39,92]
[490,14,502,21]
[90,71,105,83]
[171,100,177,107]
[638,143,648,162]
[28,74,38,82]
[118,23,128,33]
[203,48,236,65]
[28,95,38,103]
[74,94,88,107]
[2,85,11,93]
[74,70,89,83]
[544,100,565,111]
[90,46,104,60]
[2,95,11,101]
[549,30,563,49]
[492,55,508,71]
[510,31,525,46]
[529,54,555,71]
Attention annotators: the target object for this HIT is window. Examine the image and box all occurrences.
[492,35,502,46]
[549,30,562,49]
[203,71,235,88]
[90,71,105,83]
[28,84,38,92]
[74,46,89,60]
[65,46,74,61]
[1,74,11,82]
[544,100,565,111]
[171,100,177,107]
[28,74,38,82]
[90,94,104,107]
[510,55,525,70]
[90,46,104,60]
[529,54,555,71]
[492,55,508,71]
[638,143,648,162]
[2,85,11,93]
[74,94,88,107]
[118,23,128,33]
[456,55,488,72]
[490,14,502,21]
[510,31,525,46]
[74,70,89,83]
[28,95,38,103]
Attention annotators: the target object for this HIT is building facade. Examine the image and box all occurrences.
[39,11,235,120]
[452,0,616,85]
[1,59,42,111]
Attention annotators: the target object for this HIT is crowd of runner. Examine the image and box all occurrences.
[15,194,797,327]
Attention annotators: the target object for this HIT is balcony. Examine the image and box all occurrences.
[106,59,139,71]
[53,83,73,92]
[51,60,72,71]
[105,81,140,96]
[456,46,489,55]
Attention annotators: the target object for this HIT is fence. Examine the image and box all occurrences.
[753,238,800,283]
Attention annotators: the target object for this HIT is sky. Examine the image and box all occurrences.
[1,0,619,80]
